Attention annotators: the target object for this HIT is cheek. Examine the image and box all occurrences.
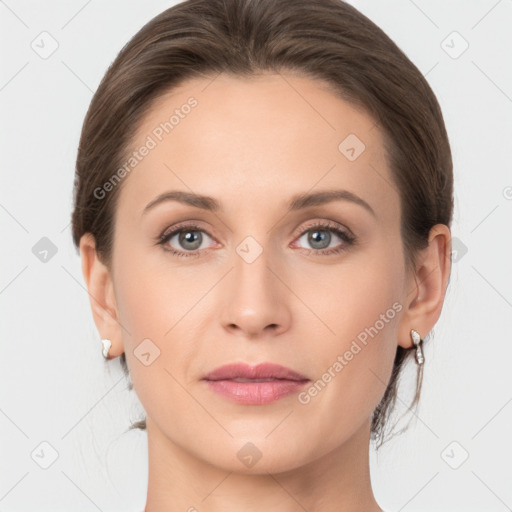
[111,256,218,449]
[295,243,404,343]
[111,255,200,428]
[111,242,213,392]
[112,233,193,337]
[297,250,404,417]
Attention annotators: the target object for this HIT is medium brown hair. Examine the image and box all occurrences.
[71,0,453,447]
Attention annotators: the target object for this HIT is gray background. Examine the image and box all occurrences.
[1,0,511,511]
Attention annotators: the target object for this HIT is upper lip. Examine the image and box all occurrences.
[203,362,309,381]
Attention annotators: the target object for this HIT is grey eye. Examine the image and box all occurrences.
[297,228,342,250]
[167,229,211,251]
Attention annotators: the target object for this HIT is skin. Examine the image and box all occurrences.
[80,72,451,512]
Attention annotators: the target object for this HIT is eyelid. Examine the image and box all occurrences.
[290,218,354,240]
[158,219,211,240]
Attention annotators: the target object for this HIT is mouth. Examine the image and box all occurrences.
[227,377,297,383]
[202,362,310,404]
[203,362,309,382]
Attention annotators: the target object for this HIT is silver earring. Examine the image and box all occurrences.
[410,329,424,366]
[101,338,112,359]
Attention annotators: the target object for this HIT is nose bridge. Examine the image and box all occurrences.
[219,234,290,336]
[233,235,277,304]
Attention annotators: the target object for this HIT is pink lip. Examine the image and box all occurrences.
[203,362,308,381]
[202,362,310,405]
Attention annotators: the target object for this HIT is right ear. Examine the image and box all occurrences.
[79,233,124,358]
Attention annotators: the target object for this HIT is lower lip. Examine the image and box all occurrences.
[203,379,309,405]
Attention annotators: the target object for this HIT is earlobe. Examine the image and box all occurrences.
[79,233,123,357]
[397,224,452,349]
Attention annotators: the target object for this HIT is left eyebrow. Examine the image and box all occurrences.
[142,188,376,218]
[288,189,376,217]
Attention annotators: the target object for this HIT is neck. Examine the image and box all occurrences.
[144,416,382,512]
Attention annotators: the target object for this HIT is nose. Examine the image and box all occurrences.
[219,246,292,338]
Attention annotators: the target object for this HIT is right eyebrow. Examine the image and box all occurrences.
[142,190,221,216]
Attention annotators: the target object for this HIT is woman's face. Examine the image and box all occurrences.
[108,72,412,472]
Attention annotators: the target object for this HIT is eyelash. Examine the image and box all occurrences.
[156,220,356,259]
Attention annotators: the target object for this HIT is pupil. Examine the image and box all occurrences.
[309,230,330,249]
[180,231,201,250]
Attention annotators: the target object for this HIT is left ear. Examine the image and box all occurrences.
[397,224,452,348]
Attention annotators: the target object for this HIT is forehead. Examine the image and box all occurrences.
[118,72,398,220]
